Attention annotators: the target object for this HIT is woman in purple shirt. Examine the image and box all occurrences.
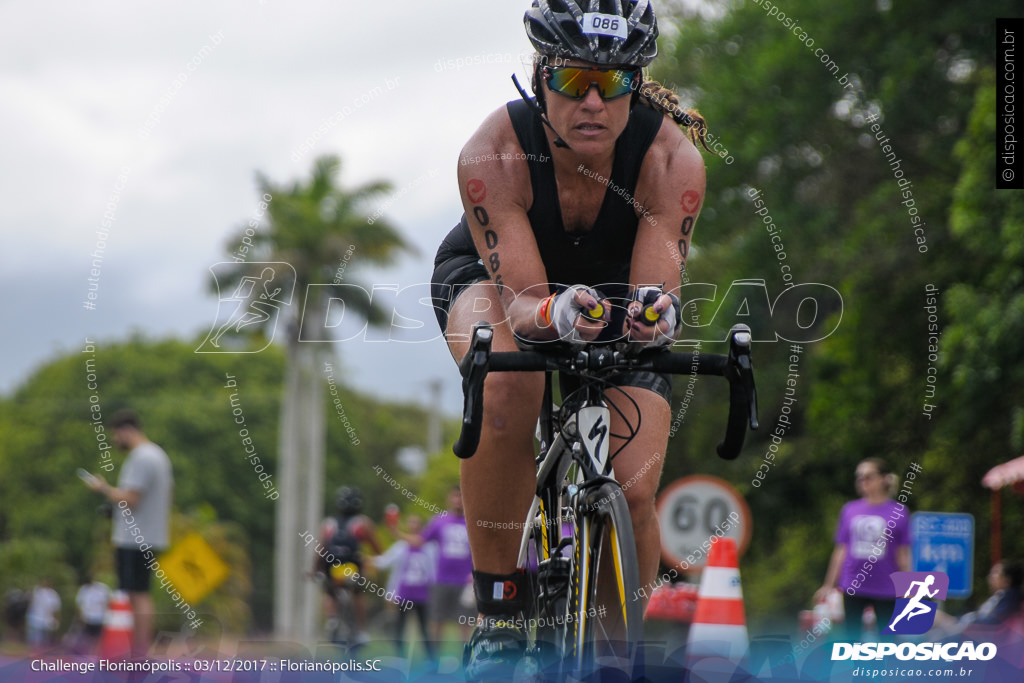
[374,515,437,661]
[815,458,912,639]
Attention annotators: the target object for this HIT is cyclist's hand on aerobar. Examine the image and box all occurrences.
[543,285,611,343]
[624,286,682,347]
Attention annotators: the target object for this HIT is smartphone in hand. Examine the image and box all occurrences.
[77,468,99,487]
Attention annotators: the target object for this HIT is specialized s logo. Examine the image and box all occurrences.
[885,571,949,634]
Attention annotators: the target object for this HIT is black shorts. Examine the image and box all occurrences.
[431,221,672,404]
[115,547,152,593]
[430,217,490,333]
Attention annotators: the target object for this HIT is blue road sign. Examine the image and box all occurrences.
[911,512,974,599]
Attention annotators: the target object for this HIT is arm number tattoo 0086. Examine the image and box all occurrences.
[483,228,503,289]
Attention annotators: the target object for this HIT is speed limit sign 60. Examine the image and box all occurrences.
[656,475,751,571]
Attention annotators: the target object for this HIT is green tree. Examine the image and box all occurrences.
[202,155,413,640]
[0,336,279,633]
[0,336,435,632]
[924,69,1024,567]
[652,0,1018,622]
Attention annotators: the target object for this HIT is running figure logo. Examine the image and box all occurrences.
[196,262,296,353]
[886,571,949,634]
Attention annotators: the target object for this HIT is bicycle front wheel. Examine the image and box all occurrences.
[568,482,644,672]
[522,495,571,652]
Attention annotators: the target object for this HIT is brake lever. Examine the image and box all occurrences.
[454,323,494,458]
[460,323,494,377]
[728,325,759,430]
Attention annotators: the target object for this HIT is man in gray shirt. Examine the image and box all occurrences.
[89,409,172,655]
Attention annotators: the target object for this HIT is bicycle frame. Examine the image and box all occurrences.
[517,378,615,569]
[515,367,663,672]
[455,323,758,675]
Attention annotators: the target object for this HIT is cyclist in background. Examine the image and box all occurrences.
[428,0,711,675]
[315,486,382,644]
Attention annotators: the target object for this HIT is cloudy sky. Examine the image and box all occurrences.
[2,1,568,414]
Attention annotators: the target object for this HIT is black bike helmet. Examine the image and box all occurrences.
[524,0,659,68]
[335,486,363,516]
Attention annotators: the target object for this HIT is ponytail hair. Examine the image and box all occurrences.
[530,55,713,154]
[635,80,712,154]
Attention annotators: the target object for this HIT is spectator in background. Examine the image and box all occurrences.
[4,588,30,643]
[815,457,911,640]
[87,408,173,655]
[932,560,1023,637]
[416,486,473,644]
[973,560,1023,624]
[26,578,61,650]
[372,514,437,660]
[75,575,110,651]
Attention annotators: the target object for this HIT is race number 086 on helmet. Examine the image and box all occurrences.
[524,0,659,68]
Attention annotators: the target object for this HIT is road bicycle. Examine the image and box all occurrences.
[454,322,758,678]
[314,568,369,650]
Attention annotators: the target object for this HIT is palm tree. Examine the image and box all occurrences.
[206,155,412,641]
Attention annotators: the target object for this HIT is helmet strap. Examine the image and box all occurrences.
[630,70,644,109]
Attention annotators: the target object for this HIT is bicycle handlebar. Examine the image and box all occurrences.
[453,324,759,461]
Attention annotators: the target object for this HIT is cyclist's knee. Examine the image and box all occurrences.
[480,373,543,436]
[622,466,660,505]
[623,489,658,526]
[444,283,510,353]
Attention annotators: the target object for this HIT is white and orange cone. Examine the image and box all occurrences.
[99,590,134,659]
[686,537,748,661]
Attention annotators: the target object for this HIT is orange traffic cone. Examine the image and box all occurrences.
[99,590,134,659]
[686,537,748,660]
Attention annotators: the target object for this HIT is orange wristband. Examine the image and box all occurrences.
[538,294,556,326]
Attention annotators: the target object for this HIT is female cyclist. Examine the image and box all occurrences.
[429,1,710,675]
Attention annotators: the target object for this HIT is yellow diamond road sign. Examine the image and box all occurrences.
[159,533,230,605]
